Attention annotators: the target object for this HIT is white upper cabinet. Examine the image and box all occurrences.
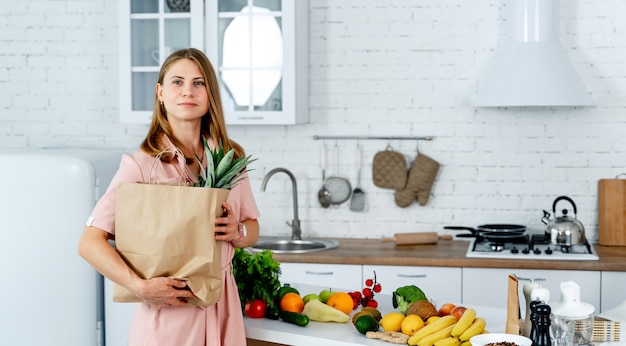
[118,0,204,124]
[205,0,309,125]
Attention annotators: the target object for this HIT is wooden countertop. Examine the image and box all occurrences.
[270,238,626,271]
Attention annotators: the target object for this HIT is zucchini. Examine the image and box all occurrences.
[279,311,309,327]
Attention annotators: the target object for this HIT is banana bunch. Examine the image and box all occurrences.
[407,308,488,346]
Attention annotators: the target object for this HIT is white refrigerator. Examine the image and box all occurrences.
[0,149,122,346]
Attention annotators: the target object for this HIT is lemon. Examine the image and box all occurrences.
[380,312,405,332]
[401,314,425,335]
[354,314,379,335]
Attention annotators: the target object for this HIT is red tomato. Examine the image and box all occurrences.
[245,299,267,318]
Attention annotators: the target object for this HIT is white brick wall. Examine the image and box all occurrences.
[2,0,626,241]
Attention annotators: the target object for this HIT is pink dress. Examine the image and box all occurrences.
[88,141,260,346]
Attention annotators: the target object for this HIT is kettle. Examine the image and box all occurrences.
[541,196,586,246]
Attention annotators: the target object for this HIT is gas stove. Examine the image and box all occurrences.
[466,233,599,260]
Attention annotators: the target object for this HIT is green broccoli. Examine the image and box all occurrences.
[392,285,427,314]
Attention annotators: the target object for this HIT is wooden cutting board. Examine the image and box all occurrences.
[380,232,453,246]
[598,179,626,246]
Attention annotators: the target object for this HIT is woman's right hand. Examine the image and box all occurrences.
[135,277,196,309]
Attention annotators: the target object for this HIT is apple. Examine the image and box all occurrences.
[450,306,467,320]
[319,289,333,303]
[303,293,322,304]
[438,303,456,316]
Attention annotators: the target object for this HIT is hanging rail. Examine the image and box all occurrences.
[312,135,433,141]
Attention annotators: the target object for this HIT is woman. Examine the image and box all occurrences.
[78,48,260,345]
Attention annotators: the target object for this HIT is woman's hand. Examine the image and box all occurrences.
[135,277,195,309]
[215,202,241,242]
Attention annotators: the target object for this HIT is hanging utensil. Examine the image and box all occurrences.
[325,143,352,205]
[350,143,365,212]
[317,144,331,208]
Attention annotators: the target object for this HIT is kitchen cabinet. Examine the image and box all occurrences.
[462,268,601,313]
[119,0,308,125]
[363,265,462,306]
[205,0,309,125]
[118,0,204,123]
[601,271,626,313]
[279,262,362,290]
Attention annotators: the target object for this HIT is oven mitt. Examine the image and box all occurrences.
[372,149,408,190]
[394,153,440,207]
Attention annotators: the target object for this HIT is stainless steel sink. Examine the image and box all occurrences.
[249,238,339,254]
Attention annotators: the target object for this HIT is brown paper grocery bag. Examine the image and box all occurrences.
[113,182,230,307]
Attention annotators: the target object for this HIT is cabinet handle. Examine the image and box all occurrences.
[397,274,427,278]
[305,270,334,276]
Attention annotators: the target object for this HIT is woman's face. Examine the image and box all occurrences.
[156,58,209,123]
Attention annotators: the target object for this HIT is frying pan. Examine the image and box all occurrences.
[444,224,527,241]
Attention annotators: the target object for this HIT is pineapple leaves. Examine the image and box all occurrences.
[197,137,256,190]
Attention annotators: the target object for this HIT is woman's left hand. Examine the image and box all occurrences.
[215,202,240,242]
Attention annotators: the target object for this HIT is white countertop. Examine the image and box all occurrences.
[244,284,506,346]
[244,284,625,346]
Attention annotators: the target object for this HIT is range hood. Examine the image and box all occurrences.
[474,0,593,107]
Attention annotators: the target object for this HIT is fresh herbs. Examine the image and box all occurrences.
[232,248,282,315]
[196,137,256,189]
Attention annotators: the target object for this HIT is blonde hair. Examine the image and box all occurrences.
[140,48,244,161]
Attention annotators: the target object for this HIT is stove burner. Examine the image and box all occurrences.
[489,243,504,252]
[467,232,598,260]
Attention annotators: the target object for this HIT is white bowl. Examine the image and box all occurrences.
[470,333,532,346]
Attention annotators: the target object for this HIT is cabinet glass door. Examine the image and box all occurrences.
[120,0,203,123]
[216,0,284,112]
[130,0,192,112]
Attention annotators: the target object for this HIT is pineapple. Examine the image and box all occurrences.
[195,136,256,190]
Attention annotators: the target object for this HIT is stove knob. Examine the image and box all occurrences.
[533,248,542,254]
[522,248,530,254]
[511,247,519,254]
[545,248,553,255]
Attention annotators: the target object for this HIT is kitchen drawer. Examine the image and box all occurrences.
[601,271,626,313]
[363,265,462,306]
[279,262,362,290]
[462,268,601,312]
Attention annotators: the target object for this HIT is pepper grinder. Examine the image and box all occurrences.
[523,282,550,337]
[529,300,542,343]
[534,303,552,346]
[523,281,541,337]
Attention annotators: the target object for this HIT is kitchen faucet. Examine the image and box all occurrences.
[261,167,302,240]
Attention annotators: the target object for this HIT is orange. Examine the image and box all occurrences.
[279,292,304,313]
[326,292,354,315]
